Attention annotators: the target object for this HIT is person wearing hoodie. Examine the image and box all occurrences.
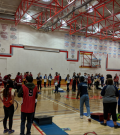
[18,76,38,135]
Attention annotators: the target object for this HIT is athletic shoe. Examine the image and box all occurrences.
[88,116,91,122]
[80,116,83,119]
[114,125,120,128]
[3,129,9,133]
[100,123,107,126]
[8,130,15,134]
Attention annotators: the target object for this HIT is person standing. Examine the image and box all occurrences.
[3,74,11,88]
[84,73,88,84]
[91,74,94,86]
[1,80,15,134]
[65,74,71,92]
[18,76,38,135]
[88,74,91,90]
[100,75,104,87]
[29,72,33,77]
[101,78,120,128]
[36,73,41,91]
[44,74,47,88]
[58,74,61,88]
[114,74,119,87]
[54,72,59,93]
[72,72,76,92]
[39,73,42,90]
[48,74,52,87]
[0,73,2,86]
[76,76,91,121]
[15,72,22,93]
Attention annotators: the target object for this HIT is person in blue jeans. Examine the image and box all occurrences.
[100,75,104,87]
[76,76,91,121]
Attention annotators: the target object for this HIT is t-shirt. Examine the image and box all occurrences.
[84,75,88,82]
[78,82,88,97]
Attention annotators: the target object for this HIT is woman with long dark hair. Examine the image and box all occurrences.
[65,74,71,92]
[1,80,15,134]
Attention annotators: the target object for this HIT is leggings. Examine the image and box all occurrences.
[3,104,14,130]
[48,80,51,86]
[37,81,42,90]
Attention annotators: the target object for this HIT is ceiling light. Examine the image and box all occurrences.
[26,15,32,20]
[42,0,50,2]
[87,6,94,13]
[61,20,67,27]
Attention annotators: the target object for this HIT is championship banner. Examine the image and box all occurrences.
[113,41,117,46]
[94,38,98,43]
[109,47,112,52]
[104,46,107,51]
[70,49,75,55]
[71,42,75,48]
[88,37,92,42]
[64,34,69,40]
[1,24,9,32]
[104,40,108,45]
[71,35,75,40]
[99,39,103,44]
[118,54,120,59]
[0,31,8,40]
[77,43,82,48]
[83,36,87,42]
[77,36,81,41]
[118,48,120,53]
[83,43,87,49]
[118,42,120,47]
[99,52,103,57]
[108,53,112,58]
[10,24,17,31]
[64,41,69,47]
[109,40,113,46]
[113,47,117,52]
[10,32,17,40]
[94,45,98,50]
[103,52,107,58]
[93,51,98,56]
[88,44,92,50]
[113,53,116,58]
[99,45,103,51]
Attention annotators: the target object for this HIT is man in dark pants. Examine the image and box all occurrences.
[18,76,38,135]
[58,73,61,88]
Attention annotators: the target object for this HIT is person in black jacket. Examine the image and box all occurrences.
[58,73,61,88]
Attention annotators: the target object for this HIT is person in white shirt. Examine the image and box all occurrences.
[65,74,71,92]
[84,73,88,84]
[44,74,47,88]
[48,74,52,87]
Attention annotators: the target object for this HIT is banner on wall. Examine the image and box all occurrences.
[99,39,103,44]
[118,54,120,59]
[64,34,69,40]
[71,42,75,48]
[109,40,112,46]
[77,43,82,48]
[104,46,107,51]
[71,35,75,40]
[93,51,98,56]
[104,40,108,45]
[113,47,117,52]
[99,52,103,57]
[10,24,17,31]
[94,38,98,43]
[99,45,103,51]
[83,36,87,42]
[0,31,8,40]
[94,45,98,50]
[88,44,92,50]
[10,32,17,40]
[113,53,116,58]
[113,41,117,46]
[118,48,120,53]
[103,52,107,58]
[1,24,9,32]
[77,36,81,41]
[83,43,87,49]
[70,49,75,55]
[108,53,112,58]
[118,42,120,47]
[88,37,92,42]
[64,41,69,47]
[109,47,112,52]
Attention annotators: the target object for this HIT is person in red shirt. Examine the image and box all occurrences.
[3,74,11,88]
[18,76,38,135]
[54,72,59,93]
[88,74,91,90]
[15,72,22,92]
[1,80,15,134]
[0,73,2,86]
[114,74,119,87]
[29,72,32,77]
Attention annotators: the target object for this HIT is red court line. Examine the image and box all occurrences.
[33,123,44,135]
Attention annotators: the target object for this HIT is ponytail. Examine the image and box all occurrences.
[3,85,10,98]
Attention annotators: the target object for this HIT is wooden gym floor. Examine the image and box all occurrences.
[0,84,120,135]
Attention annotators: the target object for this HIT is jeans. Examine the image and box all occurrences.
[80,94,90,117]
[3,105,14,130]
[114,82,118,87]
[17,85,22,93]
[20,112,33,135]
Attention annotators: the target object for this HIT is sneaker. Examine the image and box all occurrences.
[114,125,120,128]
[3,129,9,133]
[80,116,83,119]
[8,130,15,134]
[88,116,91,122]
[100,123,107,126]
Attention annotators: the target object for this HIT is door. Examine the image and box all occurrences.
[0,58,7,77]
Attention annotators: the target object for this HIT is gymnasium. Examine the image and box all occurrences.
[0,0,120,134]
